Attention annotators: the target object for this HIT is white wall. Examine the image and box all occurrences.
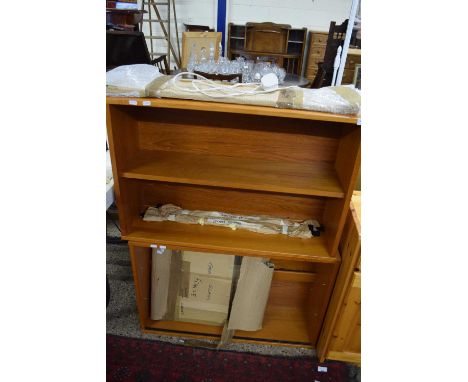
[136,0,352,67]
[228,0,352,32]
[137,0,217,68]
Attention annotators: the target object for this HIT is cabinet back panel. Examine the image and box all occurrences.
[133,108,341,164]
[134,180,325,221]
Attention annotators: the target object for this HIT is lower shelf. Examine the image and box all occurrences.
[143,273,315,346]
[124,220,338,263]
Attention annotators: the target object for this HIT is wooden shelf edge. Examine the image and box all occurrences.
[141,327,313,348]
[123,222,340,264]
[106,97,359,124]
[327,350,361,364]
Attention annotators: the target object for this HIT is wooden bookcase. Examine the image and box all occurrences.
[227,23,307,76]
[106,97,360,348]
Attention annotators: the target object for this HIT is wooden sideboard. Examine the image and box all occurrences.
[227,23,307,75]
[317,192,361,363]
[305,31,361,85]
[106,97,361,348]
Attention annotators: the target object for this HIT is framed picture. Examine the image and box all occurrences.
[353,64,361,90]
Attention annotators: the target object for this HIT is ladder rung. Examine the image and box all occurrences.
[149,52,168,56]
[142,19,168,22]
[146,36,167,39]
[143,2,169,4]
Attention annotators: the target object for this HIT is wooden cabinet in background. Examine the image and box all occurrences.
[317,192,361,363]
[227,22,307,75]
[305,31,361,85]
[305,31,328,82]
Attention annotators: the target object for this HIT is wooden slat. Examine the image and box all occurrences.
[126,221,338,263]
[106,97,359,124]
[273,270,316,283]
[122,150,345,198]
[327,350,360,364]
[129,245,151,329]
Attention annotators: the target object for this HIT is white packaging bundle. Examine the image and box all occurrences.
[301,86,360,115]
[106,64,162,97]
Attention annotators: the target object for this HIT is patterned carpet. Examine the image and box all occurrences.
[107,334,350,382]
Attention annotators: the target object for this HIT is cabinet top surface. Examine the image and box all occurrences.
[106,97,359,124]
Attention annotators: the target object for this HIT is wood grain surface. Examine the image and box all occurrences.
[125,221,337,263]
[137,181,326,221]
[106,97,359,123]
[122,150,345,198]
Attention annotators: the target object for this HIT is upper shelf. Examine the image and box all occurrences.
[106,97,359,124]
[122,150,345,198]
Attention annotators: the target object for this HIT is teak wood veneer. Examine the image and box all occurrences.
[106,96,361,348]
[317,192,361,363]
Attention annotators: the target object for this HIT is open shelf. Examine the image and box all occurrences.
[124,220,337,263]
[122,151,345,198]
[144,280,313,345]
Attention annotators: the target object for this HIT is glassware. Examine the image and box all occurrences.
[188,53,286,84]
[187,43,197,72]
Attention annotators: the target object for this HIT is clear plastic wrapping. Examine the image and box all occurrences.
[301,85,361,115]
[106,64,162,97]
[146,75,360,115]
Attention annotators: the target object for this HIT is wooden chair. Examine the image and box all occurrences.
[152,54,170,75]
[193,71,242,83]
[311,20,348,88]
[106,31,170,74]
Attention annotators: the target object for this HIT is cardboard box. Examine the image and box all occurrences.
[151,248,274,331]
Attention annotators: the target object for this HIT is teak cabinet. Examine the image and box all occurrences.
[227,23,307,76]
[106,97,361,348]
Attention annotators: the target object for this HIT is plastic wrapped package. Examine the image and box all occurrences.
[106,67,360,115]
[145,75,360,115]
[106,64,162,97]
[301,86,361,115]
[143,204,320,239]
